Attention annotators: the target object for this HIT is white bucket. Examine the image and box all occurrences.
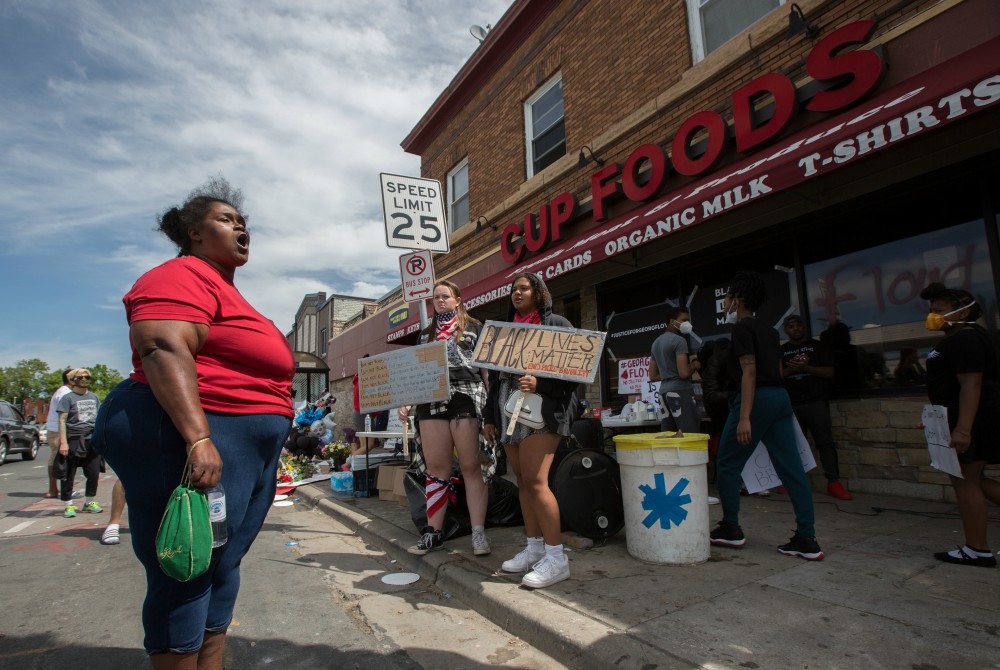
[613,432,710,565]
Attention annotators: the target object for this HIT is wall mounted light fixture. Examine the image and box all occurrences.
[475,216,496,233]
[786,3,819,40]
[577,145,606,169]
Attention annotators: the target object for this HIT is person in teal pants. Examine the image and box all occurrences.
[709,271,824,561]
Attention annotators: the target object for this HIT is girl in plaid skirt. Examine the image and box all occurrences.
[402,280,492,556]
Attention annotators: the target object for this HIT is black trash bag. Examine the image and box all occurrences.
[402,469,472,541]
[485,476,522,527]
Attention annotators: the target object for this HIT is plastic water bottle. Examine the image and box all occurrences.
[207,484,228,548]
[364,414,372,432]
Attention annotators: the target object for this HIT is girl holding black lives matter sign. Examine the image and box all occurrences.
[400,280,493,556]
[483,273,580,589]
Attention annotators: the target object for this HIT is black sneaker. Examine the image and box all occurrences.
[778,533,825,561]
[407,526,443,555]
[710,520,746,547]
[934,546,997,568]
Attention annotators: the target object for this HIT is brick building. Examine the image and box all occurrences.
[286,291,376,416]
[328,0,1000,500]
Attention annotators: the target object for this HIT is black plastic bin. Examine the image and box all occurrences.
[352,467,379,497]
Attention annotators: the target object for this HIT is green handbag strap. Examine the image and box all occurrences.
[180,451,195,488]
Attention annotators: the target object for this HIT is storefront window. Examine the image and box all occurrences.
[803,219,995,390]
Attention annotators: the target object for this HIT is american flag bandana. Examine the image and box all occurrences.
[435,311,458,341]
[425,473,459,519]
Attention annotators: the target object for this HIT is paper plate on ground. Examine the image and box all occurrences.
[273,494,289,501]
[381,572,419,585]
[272,500,294,507]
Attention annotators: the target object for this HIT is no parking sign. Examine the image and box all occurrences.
[399,250,435,302]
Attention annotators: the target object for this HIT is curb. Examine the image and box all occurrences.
[295,484,684,669]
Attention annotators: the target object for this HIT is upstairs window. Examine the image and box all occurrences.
[687,0,782,63]
[447,158,469,231]
[524,73,565,178]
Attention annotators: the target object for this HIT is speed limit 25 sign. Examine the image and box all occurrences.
[380,173,450,253]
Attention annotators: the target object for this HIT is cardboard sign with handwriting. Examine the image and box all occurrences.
[358,341,450,413]
[471,321,606,383]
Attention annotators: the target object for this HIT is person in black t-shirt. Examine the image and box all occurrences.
[781,314,852,501]
[710,272,824,561]
[920,282,1000,568]
[820,321,862,390]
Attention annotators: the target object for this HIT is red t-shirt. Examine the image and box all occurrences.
[124,256,294,417]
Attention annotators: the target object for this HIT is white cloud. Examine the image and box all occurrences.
[0,0,512,370]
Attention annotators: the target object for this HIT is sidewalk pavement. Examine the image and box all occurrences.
[296,481,999,669]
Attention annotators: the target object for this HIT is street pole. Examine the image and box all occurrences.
[419,298,430,333]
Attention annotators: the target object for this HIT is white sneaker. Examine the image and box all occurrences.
[521,555,570,589]
[501,547,544,573]
[472,528,491,556]
[708,496,720,505]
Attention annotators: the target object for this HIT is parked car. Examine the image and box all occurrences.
[0,400,41,464]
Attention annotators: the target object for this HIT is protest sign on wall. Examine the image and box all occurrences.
[618,356,650,394]
[358,341,450,413]
[471,321,606,383]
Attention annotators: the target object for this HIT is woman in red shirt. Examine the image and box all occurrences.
[93,179,294,669]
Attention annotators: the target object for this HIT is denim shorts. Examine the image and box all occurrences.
[92,379,291,655]
[414,392,478,422]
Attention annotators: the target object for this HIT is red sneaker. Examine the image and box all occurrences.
[827,481,853,500]
[775,486,787,495]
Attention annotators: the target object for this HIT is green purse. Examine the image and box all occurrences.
[155,458,212,582]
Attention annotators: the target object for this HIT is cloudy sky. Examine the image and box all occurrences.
[0,0,510,377]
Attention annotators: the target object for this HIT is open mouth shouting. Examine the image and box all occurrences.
[236,230,250,253]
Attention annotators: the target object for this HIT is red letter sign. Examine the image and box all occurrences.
[732,72,798,153]
[671,110,729,176]
[806,20,884,113]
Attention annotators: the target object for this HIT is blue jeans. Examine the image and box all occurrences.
[716,386,817,538]
[92,379,290,655]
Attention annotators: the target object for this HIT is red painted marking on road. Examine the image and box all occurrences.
[7,521,102,552]
[12,537,89,552]
[20,496,70,512]
[42,521,103,534]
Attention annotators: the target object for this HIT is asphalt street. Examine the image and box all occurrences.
[0,446,565,669]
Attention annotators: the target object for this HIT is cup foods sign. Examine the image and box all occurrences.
[499,21,885,265]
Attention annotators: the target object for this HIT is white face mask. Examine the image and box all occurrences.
[677,321,694,335]
[723,297,739,324]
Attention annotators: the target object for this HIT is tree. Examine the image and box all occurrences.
[0,360,125,402]
[1,359,50,404]
[85,363,125,400]
[42,368,68,397]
